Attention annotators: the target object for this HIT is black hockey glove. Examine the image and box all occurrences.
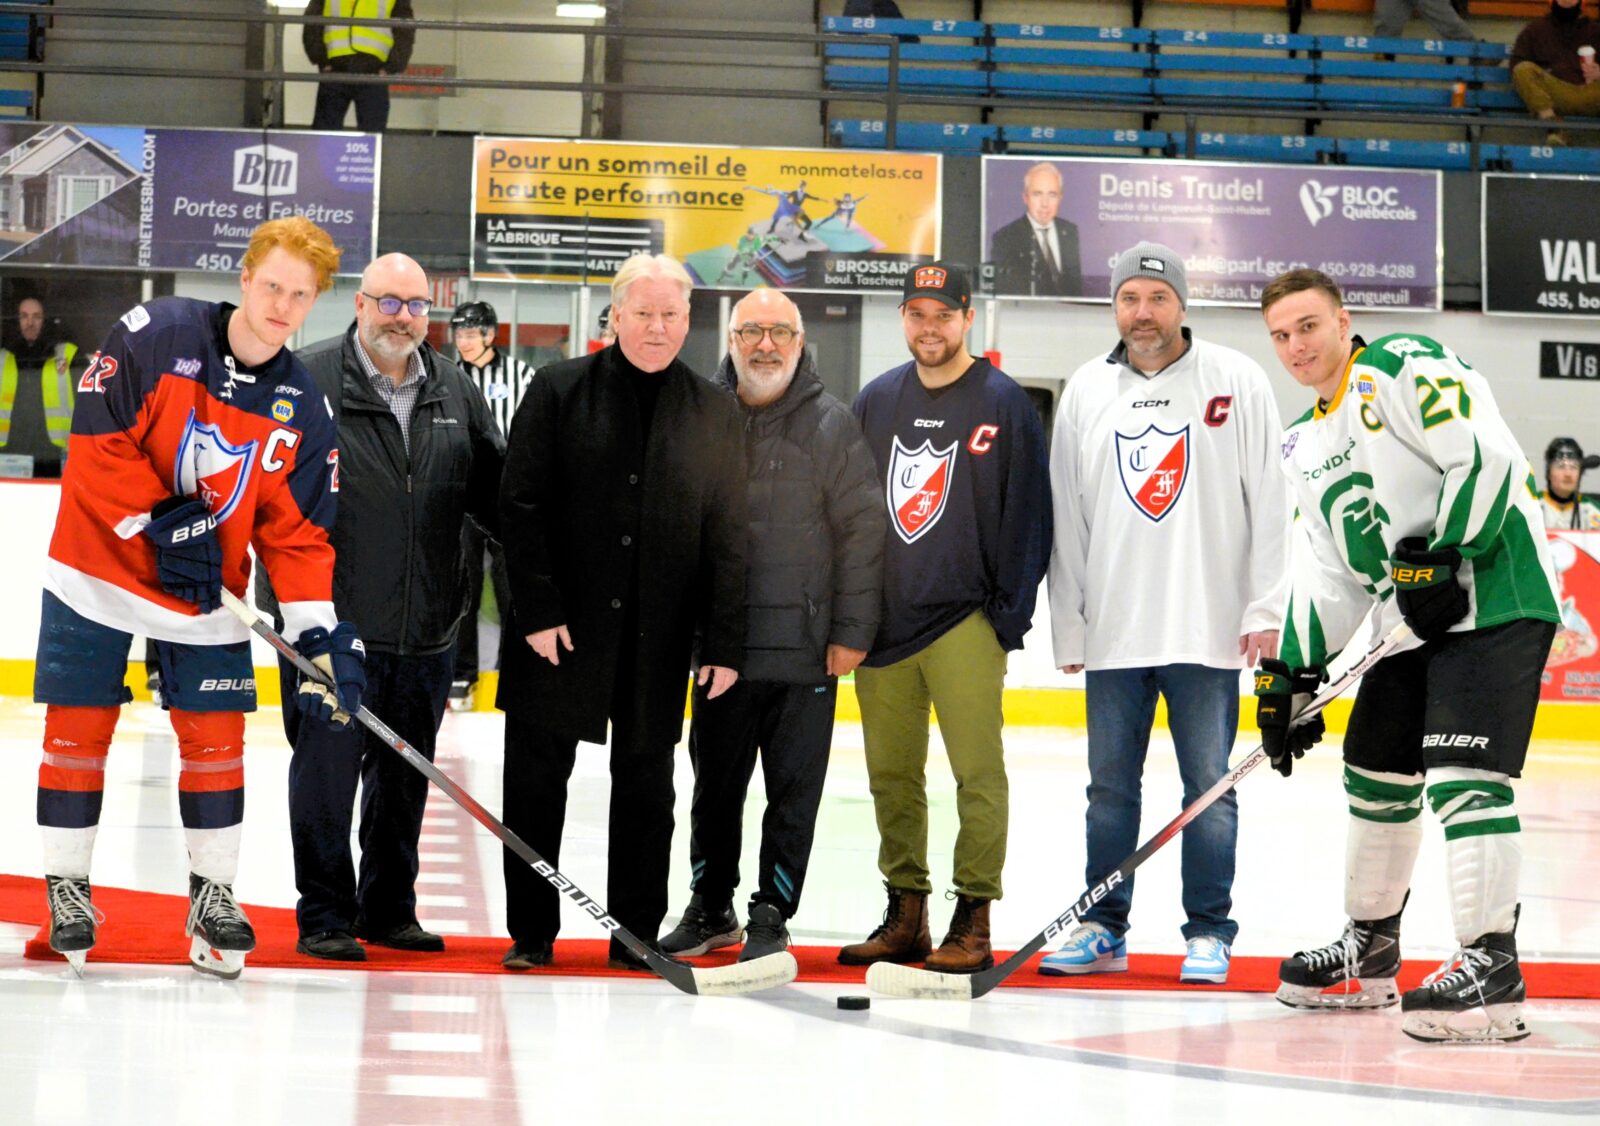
[144,496,222,613]
[295,623,366,726]
[1389,537,1469,641]
[1254,659,1326,778]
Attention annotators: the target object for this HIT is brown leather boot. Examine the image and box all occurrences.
[924,894,993,974]
[837,883,932,965]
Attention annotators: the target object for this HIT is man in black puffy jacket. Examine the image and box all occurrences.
[661,288,886,963]
[261,253,504,961]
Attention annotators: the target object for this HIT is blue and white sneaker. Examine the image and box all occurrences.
[1038,922,1128,976]
[1180,935,1231,984]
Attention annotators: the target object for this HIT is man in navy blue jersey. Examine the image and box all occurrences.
[839,261,1052,974]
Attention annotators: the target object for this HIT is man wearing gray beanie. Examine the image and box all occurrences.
[1042,241,1291,985]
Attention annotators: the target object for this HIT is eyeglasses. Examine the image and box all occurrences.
[736,323,797,346]
[362,292,433,317]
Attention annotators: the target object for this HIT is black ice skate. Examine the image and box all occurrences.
[1276,907,1403,1010]
[185,873,256,980]
[1400,929,1528,1043]
[46,875,102,978]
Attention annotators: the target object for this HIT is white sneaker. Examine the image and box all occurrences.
[1180,935,1231,984]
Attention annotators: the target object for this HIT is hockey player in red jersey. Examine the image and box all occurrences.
[35,216,365,979]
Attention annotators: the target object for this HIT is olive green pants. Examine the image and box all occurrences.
[1511,61,1600,120]
[855,610,1009,900]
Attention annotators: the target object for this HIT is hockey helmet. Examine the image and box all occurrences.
[1545,437,1600,471]
[451,300,498,335]
[597,304,613,333]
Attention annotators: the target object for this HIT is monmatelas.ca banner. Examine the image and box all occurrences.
[471,138,941,292]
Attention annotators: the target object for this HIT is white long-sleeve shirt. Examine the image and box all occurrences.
[1048,331,1291,670]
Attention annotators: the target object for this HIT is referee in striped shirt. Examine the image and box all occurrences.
[450,300,534,708]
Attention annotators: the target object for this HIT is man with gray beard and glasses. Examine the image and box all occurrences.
[660,287,885,963]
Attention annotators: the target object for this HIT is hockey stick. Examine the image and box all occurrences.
[221,589,797,997]
[866,622,1414,1001]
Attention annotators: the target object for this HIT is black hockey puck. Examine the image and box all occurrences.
[837,995,870,1011]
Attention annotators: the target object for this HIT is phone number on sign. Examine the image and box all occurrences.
[1315,262,1418,280]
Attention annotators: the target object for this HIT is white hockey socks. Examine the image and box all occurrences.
[185,825,243,884]
[1427,767,1521,943]
[1342,764,1423,920]
[41,826,97,880]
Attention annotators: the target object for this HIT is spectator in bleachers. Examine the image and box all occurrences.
[305,0,415,134]
[0,295,81,479]
[1509,0,1600,147]
[1375,0,1475,42]
[1540,436,1600,528]
[991,162,1083,298]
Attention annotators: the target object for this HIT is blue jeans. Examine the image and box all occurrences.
[1082,664,1240,944]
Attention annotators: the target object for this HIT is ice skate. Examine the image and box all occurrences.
[185,873,256,980]
[1400,930,1528,1043]
[1276,908,1402,1010]
[46,875,102,977]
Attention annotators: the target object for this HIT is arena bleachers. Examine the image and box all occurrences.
[821,14,1595,172]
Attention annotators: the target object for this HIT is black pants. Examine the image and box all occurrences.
[279,648,453,937]
[453,520,511,683]
[312,79,390,132]
[502,704,676,959]
[687,678,836,918]
[1344,618,1556,779]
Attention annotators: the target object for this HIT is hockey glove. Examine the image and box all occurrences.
[1254,659,1326,778]
[294,623,366,727]
[1390,537,1469,642]
[144,496,222,613]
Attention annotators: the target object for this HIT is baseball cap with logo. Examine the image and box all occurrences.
[1110,242,1188,309]
[901,261,972,310]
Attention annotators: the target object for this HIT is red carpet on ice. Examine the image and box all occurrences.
[4,875,1597,996]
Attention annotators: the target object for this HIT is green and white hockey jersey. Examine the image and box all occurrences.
[1278,332,1558,669]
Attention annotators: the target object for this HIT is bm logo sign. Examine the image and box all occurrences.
[233,144,298,195]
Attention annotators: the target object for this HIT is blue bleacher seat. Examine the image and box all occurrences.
[1337,137,1477,170]
[1003,124,1171,154]
[822,16,985,38]
[992,72,1153,99]
[1195,132,1334,164]
[1494,145,1600,173]
[988,24,1152,46]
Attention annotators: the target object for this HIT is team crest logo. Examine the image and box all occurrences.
[173,409,259,526]
[888,436,958,544]
[271,398,295,423]
[913,266,947,290]
[1115,423,1190,523]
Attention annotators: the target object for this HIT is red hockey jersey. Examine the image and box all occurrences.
[46,297,338,645]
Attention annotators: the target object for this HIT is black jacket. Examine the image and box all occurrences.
[715,351,885,684]
[258,326,504,655]
[496,345,747,745]
[991,214,1083,297]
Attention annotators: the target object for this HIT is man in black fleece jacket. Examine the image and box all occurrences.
[661,288,886,963]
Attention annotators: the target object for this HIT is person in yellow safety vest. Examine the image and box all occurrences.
[304,0,415,134]
[0,296,80,479]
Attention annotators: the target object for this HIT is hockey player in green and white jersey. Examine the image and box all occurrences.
[1257,269,1559,1044]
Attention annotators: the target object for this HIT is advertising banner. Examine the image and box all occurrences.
[1482,174,1600,316]
[982,157,1441,309]
[1544,530,1600,703]
[0,124,379,274]
[471,137,941,292]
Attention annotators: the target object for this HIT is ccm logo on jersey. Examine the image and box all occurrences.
[198,678,255,692]
[969,423,1000,454]
[1422,733,1489,749]
[1205,395,1232,427]
[913,419,945,428]
[1131,400,1168,408]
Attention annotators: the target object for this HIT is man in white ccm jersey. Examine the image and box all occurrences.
[1258,269,1558,1043]
[1042,242,1290,985]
